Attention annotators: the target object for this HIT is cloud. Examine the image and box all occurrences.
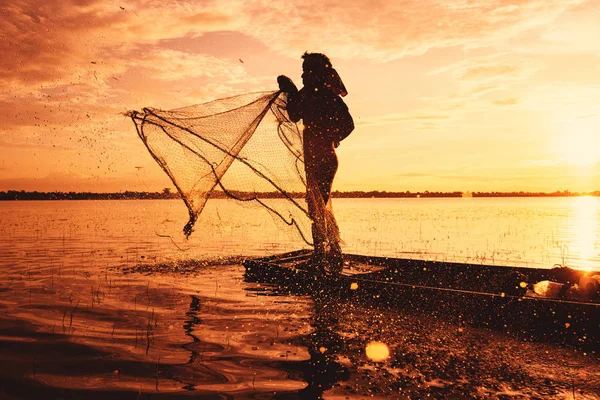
[429,53,540,83]
[469,85,505,96]
[0,0,585,103]
[462,64,520,80]
[516,2,600,55]
[357,112,450,127]
[0,139,70,151]
[416,53,539,115]
[395,172,521,182]
[2,0,586,93]
[134,49,248,82]
[395,173,435,178]
[516,82,600,116]
[0,0,240,89]
[238,0,585,60]
[0,170,170,192]
[395,165,600,184]
[493,97,519,105]
[573,113,599,119]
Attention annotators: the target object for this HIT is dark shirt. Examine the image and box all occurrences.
[286,87,352,145]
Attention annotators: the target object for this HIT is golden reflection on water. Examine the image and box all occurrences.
[570,196,599,270]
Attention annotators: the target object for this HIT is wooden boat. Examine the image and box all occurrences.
[243,249,600,350]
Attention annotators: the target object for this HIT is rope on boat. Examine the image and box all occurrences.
[250,251,600,308]
[259,258,600,308]
[344,274,600,307]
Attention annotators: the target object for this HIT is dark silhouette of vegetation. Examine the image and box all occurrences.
[470,190,600,197]
[0,189,598,200]
[331,190,463,198]
[0,190,179,201]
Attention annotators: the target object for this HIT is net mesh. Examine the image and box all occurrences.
[129,90,339,249]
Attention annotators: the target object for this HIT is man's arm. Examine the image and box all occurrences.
[286,90,303,123]
[277,75,297,94]
[278,75,302,123]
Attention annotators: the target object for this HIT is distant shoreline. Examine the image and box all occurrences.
[1,190,598,200]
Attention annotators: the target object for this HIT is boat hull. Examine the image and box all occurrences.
[244,250,600,351]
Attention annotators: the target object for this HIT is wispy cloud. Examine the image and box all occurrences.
[493,97,519,106]
[430,53,540,83]
[0,0,239,87]
[240,0,586,60]
[0,171,170,192]
[0,140,70,151]
[2,0,584,92]
[357,112,451,127]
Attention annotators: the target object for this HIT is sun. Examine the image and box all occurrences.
[557,124,600,166]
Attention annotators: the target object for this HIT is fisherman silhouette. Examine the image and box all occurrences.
[278,53,354,274]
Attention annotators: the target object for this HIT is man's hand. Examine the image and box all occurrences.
[277,75,298,94]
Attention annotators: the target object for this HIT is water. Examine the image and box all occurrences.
[2,197,599,270]
[1,197,599,398]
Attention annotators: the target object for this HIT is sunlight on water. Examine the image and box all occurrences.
[335,197,600,269]
[570,196,599,270]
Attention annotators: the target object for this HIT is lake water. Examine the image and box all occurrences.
[1,197,599,398]
[2,197,599,271]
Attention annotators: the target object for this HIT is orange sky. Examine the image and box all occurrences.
[2,0,600,193]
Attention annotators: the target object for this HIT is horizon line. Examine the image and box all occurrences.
[1,189,599,200]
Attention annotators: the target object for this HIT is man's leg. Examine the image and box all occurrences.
[305,157,328,271]
[317,151,343,274]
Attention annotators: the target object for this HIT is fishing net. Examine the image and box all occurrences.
[129,91,340,250]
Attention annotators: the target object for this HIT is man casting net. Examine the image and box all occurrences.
[129,52,353,273]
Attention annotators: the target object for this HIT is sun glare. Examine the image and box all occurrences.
[558,125,600,166]
[570,196,599,270]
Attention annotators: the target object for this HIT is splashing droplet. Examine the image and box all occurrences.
[350,282,358,290]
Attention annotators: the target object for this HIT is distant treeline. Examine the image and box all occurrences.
[1,189,599,200]
[334,190,600,198]
[470,190,600,198]
[0,190,181,200]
